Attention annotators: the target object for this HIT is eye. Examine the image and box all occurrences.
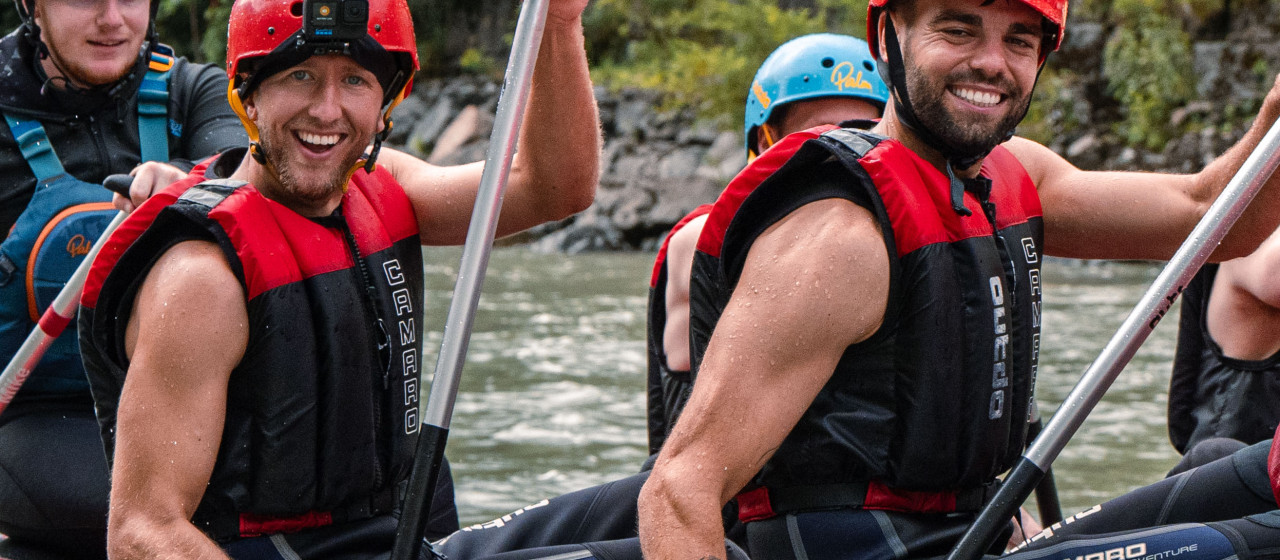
[290,70,310,81]
[345,75,367,86]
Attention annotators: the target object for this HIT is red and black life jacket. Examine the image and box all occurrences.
[646,204,713,455]
[689,126,1044,518]
[79,152,423,541]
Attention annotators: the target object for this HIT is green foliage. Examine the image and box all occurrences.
[458,47,500,77]
[1100,0,1195,149]
[586,0,865,128]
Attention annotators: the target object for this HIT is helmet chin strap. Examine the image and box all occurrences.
[879,16,1034,216]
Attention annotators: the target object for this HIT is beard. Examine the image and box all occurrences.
[902,62,1032,156]
[257,126,367,206]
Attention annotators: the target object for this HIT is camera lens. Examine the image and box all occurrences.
[342,0,367,24]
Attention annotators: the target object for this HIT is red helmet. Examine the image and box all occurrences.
[866,0,1066,64]
[227,0,419,107]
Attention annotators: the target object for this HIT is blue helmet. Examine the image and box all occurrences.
[744,33,889,155]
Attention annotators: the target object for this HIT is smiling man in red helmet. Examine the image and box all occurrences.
[75,0,599,557]
[637,0,1280,558]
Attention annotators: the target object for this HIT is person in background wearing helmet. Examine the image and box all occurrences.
[645,33,887,462]
[0,0,246,556]
[637,0,1280,558]
[75,0,597,557]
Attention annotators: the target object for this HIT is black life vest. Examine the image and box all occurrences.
[646,204,713,455]
[80,158,422,541]
[1168,264,1280,453]
[689,126,1043,515]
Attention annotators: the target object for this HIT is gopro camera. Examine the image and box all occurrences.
[302,0,369,43]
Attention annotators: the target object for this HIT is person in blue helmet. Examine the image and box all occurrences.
[0,0,247,557]
[645,33,887,459]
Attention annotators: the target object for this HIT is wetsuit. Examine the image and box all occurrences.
[79,150,457,558]
[666,126,1042,559]
[0,28,245,558]
[1004,440,1280,560]
[1167,264,1280,474]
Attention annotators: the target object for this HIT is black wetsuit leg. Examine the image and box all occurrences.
[744,508,1012,560]
[0,398,109,560]
[431,472,648,558]
[1167,437,1249,477]
[1001,441,1280,560]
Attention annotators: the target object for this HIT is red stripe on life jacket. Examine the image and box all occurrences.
[650,205,713,288]
[239,510,333,537]
[81,157,216,309]
[697,125,840,259]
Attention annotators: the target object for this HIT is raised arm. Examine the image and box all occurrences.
[386,0,600,246]
[1205,227,1280,360]
[1015,74,1280,261]
[107,240,247,560]
[638,199,890,558]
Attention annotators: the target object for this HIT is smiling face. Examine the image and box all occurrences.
[888,0,1043,155]
[242,55,386,215]
[34,0,150,88]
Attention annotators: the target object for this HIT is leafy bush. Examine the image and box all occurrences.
[586,0,866,128]
[1099,0,1195,149]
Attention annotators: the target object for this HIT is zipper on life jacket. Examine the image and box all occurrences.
[335,212,392,492]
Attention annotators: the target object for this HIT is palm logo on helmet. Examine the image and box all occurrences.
[865,0,1066,215]
[226,0,420,177]
[744,33,890,159]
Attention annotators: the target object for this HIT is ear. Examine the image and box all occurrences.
[243,94,258,121]
[877,11,892,63]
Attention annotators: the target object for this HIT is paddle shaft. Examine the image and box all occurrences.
[1027,403,1062,526]
[0,210,127,416]
[947,118,1280,560]
[390,1,551,558]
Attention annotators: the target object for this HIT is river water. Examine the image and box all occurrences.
[420,247,1182,526]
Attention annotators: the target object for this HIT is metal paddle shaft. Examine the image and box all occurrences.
[390,1,552,558]
[947,119,1280,560]
[0,174,132,415]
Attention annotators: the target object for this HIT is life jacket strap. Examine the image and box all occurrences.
[138,45,175,163]
[736,480,1001,522]
[3,114,65,181]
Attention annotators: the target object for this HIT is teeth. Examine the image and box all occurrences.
[953,88,1001,107]
[299,132,340,146]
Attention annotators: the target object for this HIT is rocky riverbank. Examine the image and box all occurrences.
[385,11,1280,252]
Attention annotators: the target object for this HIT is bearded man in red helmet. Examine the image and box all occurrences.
[637,0,1280,558]
[75,0,600,557]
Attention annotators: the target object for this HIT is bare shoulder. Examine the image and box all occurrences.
[127,240,247,361]
[667,214,709,262]
[1001,136,1077,187]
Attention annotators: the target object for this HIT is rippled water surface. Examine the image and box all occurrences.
[421,248,1181,525]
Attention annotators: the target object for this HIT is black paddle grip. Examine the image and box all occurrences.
[103,174,134,197]
[946,458,1047,560]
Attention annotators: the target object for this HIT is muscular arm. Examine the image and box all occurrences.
[638,199,890,558]
[383,0,600,246]
[1206,228,1280,359]
[107,240,247,560]
[1013,74,1280,261]
[661,215,708,372]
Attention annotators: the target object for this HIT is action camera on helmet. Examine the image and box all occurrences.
[303,0,369,44]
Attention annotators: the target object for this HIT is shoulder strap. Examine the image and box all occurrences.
[3,112,66,180]
[137,46,175,163]
[176,179,249,209]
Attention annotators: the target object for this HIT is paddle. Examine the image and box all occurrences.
[0,174,131,416]
[389,1,552,558]
[1026,401,1062,527]
[945,120,1280,560]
